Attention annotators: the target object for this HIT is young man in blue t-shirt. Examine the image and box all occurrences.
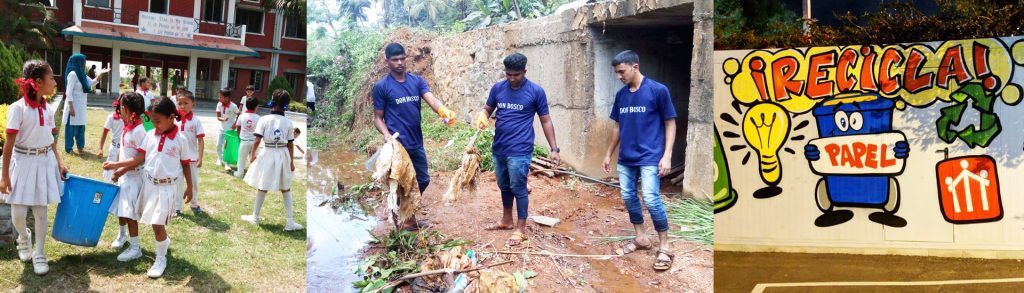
[372,43,458,231]
[474,53,561,247]
[601,50,677,271]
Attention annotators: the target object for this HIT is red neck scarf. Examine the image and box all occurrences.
[16,78,46,126]
[178,110,194,131]
[158,126,179,152]
[244,109,256,113]
[220,101,231,115]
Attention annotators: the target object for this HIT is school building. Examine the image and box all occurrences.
[12,0,307,101]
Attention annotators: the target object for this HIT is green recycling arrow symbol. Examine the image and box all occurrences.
[935,83,1002,148]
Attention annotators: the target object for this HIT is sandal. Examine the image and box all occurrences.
[401,220,432,231]
[483,223,515,231]
[616,239,652,255]
[653,249,674,271]
[506,231,527,247]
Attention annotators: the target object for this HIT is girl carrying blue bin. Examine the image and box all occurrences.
[1,60,70,276]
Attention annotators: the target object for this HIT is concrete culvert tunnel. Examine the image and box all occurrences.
[591,3,695,180]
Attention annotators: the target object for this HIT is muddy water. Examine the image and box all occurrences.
[306,149,379,293]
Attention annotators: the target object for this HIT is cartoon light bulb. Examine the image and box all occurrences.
[742,103,790,189]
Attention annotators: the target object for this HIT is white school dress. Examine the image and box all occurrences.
[236,111,260,172]
[244,112,295,191]
[216,102,239,132]
[109,120,146,219]
[102,113,125,182]
[138,128,187,225]
[137,89,156,109]
[2,98,62,206]
[175,112,205,164]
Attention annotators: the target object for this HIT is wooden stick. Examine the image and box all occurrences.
[366,260,514,293]
[534,169,620,188]
[487,250,620,258]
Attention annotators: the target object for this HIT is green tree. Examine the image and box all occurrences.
[407,0,450,27]
[0,0,61,48]
[0,42,40,105]
[267,76,295,103]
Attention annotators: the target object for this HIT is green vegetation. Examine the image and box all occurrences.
[716,0,1024,49]
[353,229,471,292]
[0,43,40,104]
[420,107,496,172]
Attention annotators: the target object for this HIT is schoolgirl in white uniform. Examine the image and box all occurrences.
[101,92,149,262]
[137,97,194,278]
[215,87,239,170]
[98,100,125,182]
[234,96,260,178]
[1,60,69,275]
[241,89,303,231]
[174,91,205,215]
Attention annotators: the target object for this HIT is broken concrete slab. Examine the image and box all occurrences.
[531,215,562,227]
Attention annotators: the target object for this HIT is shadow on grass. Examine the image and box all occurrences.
[178,212,231,233]
[12,248,231,291]
[64,151,109,164]
[255,223,306,241]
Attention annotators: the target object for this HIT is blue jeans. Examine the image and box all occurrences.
[64,125,85,153]
[406,147,430,193]
[494,154,531,220]
[617,164,669,232]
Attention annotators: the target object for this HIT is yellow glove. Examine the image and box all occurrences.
[438,106,456,126]
[475,111,490,130]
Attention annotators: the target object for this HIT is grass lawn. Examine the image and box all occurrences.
[0,109,307,291]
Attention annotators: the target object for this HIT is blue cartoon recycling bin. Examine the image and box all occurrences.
[804,92,909,227]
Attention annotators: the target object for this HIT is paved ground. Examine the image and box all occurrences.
[716,251,1024,292]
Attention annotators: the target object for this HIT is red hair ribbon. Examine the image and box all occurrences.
[15,78,45,126]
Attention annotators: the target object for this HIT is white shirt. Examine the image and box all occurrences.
[238,111,260,140]
[6,98,56,148]
[103,113,125,147]
[306,81,316,102]
[254,113,294,145]
[142,128,187,179]
[174,112,205,162]
[240,95,252,109]
[64,71,99,125]
[136,88,155,109]
[119,121,147,162]
[216,102,239,130]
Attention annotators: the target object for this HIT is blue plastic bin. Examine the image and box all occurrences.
[52,175,120,247]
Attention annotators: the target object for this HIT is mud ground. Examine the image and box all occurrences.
[364,170,713,293]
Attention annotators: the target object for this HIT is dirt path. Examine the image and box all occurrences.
[368,171,713,293]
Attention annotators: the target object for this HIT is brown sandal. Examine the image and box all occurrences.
[617,239,652,255]
[506,231,527,247]
[484,223,515,231]
[653,249,674,271]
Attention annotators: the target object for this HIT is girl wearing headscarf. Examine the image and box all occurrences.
[63,53,109,154]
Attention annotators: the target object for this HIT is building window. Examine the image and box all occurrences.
[285,73,300,94]
[45,51,63,78]
[202,0,225,23]
[283,16,305,39]
[150,0,167,14]
[236,9,264,34]
[85,0,110,8]
[249,70,264,91]
[228,69,237,89]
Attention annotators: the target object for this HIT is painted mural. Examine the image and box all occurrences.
[715,36,1024,250]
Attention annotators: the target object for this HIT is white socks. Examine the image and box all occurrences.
[283,191,294,222]
[130,236,140,249]
[253,190,267,217]
[12,205,48,257]
[155,239,170,258]
[118,225,128,239]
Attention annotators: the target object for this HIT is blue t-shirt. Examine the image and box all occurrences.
[486,79,550,157]
[610,77,677,166]
[372,73,431,149]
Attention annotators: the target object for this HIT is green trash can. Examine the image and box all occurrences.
[223,130,240,165]
[142,114,154,131]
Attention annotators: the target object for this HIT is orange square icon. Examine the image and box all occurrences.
[935,155,1002,224]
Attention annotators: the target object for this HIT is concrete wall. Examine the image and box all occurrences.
[714,36,1024,257]
[429,0,696,176]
